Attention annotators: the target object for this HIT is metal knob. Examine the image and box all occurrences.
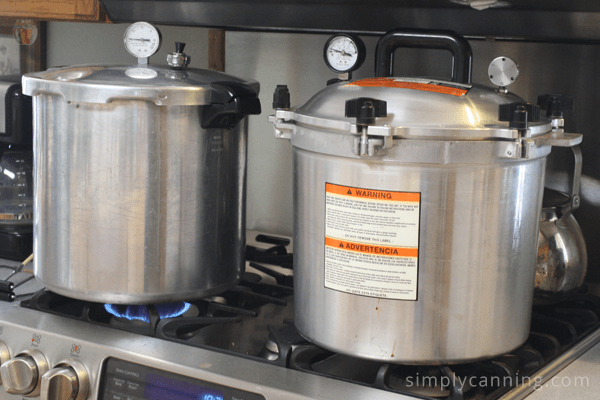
[41,368,78,400]
[166,42,190,69]
[0,349,48,397]
[0,341,11,385]
[41,360,89,400]
[1,357,37,394]
[488,56,519,92]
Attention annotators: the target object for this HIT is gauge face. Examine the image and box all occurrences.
[324,34,366,73]
[123,22,162,59]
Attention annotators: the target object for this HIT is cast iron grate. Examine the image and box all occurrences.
[21,269,292,327]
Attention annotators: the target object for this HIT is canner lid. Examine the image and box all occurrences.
[292,77,552,140]
[22,64,260,106]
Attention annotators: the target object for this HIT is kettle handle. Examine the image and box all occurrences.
[374,29,473,84]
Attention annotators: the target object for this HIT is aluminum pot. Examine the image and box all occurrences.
[23,61,260,304]
[270,29,582,364]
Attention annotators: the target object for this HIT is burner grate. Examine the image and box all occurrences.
[19,250,295,362]
[20,270,292,337]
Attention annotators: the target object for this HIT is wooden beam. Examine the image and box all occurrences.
[208,29,225,72]
[0,0,103,22]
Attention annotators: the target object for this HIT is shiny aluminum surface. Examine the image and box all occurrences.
[23,65,259,106]
[273,79,582,363]
[292,79,551,139]
[488,56,519,88]
[30,94,247,304]
[293,146,545,363]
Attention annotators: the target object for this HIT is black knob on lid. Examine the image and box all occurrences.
[537,94,574,118]
[345,97,387,125]
[175,42,186,53]
[273,85,291,109]
[359,102,376,125]
[499,103,540,129]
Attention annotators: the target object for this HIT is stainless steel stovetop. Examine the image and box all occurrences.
[0,232,598,400]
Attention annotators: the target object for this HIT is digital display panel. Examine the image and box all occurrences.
[145,373,224,400]
[100,358,265,400]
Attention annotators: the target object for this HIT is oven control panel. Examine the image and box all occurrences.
[0,339,89,400]
[0,310,271,400]
[99,358,265,400]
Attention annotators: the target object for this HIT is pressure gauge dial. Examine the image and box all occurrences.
[123,22,162,60]
[323,34,366,74]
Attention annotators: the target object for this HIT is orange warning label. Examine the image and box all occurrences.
[325,237,418,258]
[348,77,468,97]
[324,182,420,301]
[326,183,420,203]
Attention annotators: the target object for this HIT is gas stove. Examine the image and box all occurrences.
[0,232,598,400]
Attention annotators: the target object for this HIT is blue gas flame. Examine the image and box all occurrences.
[104,302,191,323]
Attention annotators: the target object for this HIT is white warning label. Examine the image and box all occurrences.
[324,183,420,300]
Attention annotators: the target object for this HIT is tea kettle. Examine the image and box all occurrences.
[535,144,587,305]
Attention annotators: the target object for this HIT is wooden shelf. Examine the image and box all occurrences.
[0,0,107,22]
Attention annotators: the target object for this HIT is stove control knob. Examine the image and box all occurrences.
[41,360,89,400]
[0,349,49,397]
[0,340,11,385]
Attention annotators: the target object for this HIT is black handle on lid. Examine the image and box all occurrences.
[175,42,186,53]
[537,94,574,118]
[374,29,473,84]
[202,81,262,129]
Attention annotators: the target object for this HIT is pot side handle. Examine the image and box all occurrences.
[374,29,473,84]
[535,137,583,213]
[202,81,262,129]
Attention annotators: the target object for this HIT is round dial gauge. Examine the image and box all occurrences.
[323,34,366,73]
[123,22,162,59]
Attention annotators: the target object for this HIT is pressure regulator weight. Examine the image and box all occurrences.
[323,34,366,74]
[124,22,162,61]
[488,56,519,92]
